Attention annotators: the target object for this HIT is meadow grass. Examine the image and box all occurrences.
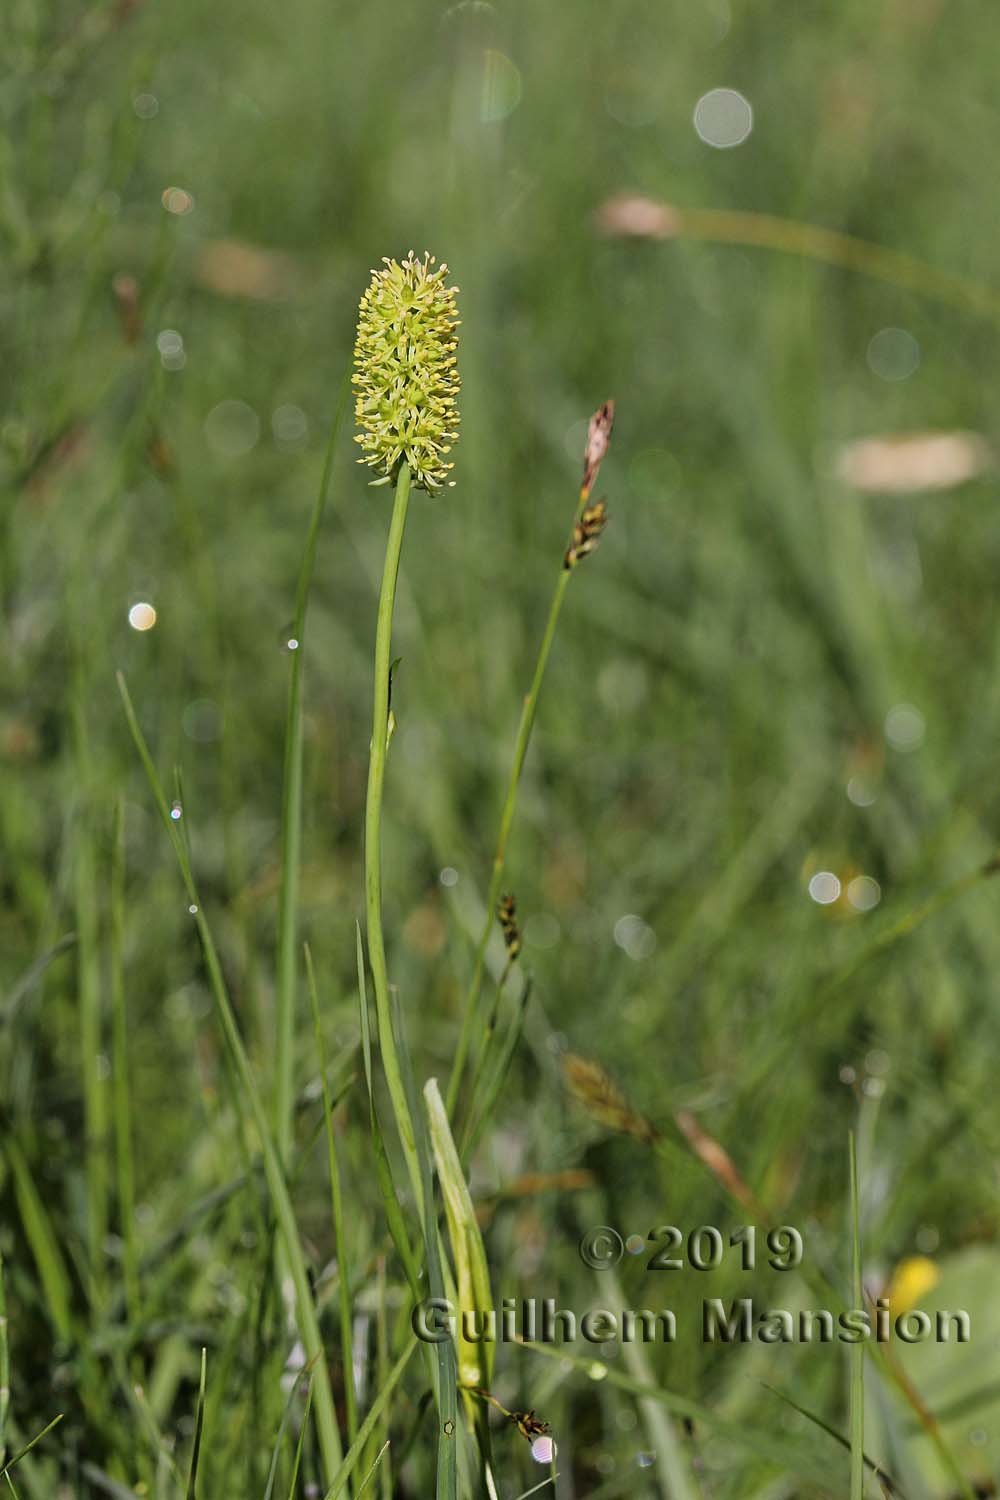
[3,0,1000,1495]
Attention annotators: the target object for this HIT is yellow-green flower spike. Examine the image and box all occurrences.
[352,251,460,493]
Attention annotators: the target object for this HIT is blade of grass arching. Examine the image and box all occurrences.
[185,1349,207,1500]
[3,1138,72,1342]
[354,1440,390,1500]
[849,1133,865,1500]
[354,924,419,1298]
[602,200,1000,325]
[511,1477,559,1500]
[0,1416,64,1480]
[762,1385,904,1498]
[305,943,358,1448]
[0,934,76,1024]
[117,673,344,1484]
[275,371,351,1165]
[285,1379,313,1500]
[109,799,139,1331]
[446,403,614,1119]
[321,1337,419,1500]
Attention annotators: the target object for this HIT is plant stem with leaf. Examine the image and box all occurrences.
[363,462,424,1213]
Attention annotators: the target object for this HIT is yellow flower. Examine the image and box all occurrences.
[352,251,460,493]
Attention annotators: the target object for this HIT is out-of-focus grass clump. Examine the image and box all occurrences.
[3,0,1000,1494]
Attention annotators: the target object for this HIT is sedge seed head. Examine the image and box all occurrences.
[352,251,461,493]
[563,1052,659,1144]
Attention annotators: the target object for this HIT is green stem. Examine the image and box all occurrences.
[363,464,424,1213]
[445,491,586,1117]
[117,674,344,1486]
[275,374,350,1164]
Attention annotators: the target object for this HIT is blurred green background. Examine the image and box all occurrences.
[4,0,1000,1494]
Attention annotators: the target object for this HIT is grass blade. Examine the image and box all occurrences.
[3,1138,72,1342]
[117,672,344,1484]
[321,1337,418,1500]
[0,935,76,1024]
[185,1348,207,1500]
[0,1415,63,1477]
[0,1253,8,1466]
[285,1379,313,1500]
[762,1384,904,1497]
[306,942,358,1446]
[354,1440,390,1500]
[275,371,350,1163]
[109,798,139,1329]
[263,1358,314,1500]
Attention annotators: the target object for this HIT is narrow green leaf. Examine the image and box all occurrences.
[424,1079,494,1390]
[3,1139,72,1341]
[117,673,343,1485]
[306,944,358,1447]
[321,1337,418,1500]
[0,1415,63,1477]
[185,1348,207,1500]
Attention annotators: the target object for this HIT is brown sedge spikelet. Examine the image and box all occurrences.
[562,1052,659,1144]
[497,892,521,959]
[564,496,608,570]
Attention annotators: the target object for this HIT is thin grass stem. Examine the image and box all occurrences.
[362,462,424,1212]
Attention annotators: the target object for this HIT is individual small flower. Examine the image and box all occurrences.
[352,251,460,493]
